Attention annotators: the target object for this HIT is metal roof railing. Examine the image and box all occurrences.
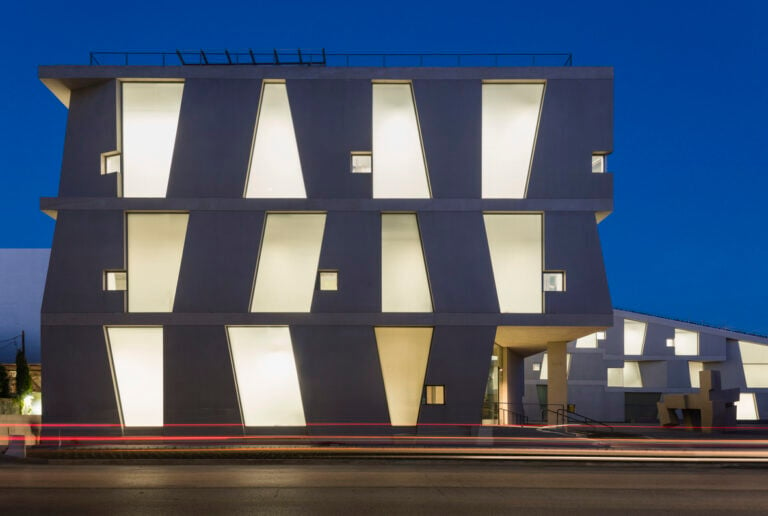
[88,49,573,67]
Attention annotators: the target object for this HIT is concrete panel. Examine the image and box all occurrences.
[418,211,499,313]
[173,211,264,313]
[167,79,261,198]
[41,325,120,424]
[527,79,613,199]
[700,332,727,358]
[419,326,495,424]
[639,361,668,389]
[666,360,692,389]
[644,322,675,356]
[42,210,124,314]
[567,351,607,382]
[287,80,372,199]
[311,211,380,313]
[719,339,747,390]
[567,385,623,421]
[59,80,118,197]
[291,326,388,424]
[544,211,612,315]
[163,326,241,430]
[413,80,481,199]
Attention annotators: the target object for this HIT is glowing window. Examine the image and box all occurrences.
[596,331,607,340]
[484,213,542,313]
[532,362,541,372]
[689,361,705,388]
[482,83,544,199]
[607,362,642,388]
[623,319,646,355]
[106,326,163,427]
[674,329,699,356]
[351,152,372,173]
[735,392,759,421]
[592,154,606,173]
[102,153,121,175]
[104,271,127,291]
[245,81,306,198]
[122,83,183,198]
[127,213,188,313]
[539,353,572,380]
[372,83,430,198]
[607,367,623,387]
[381,214,432,312]
[576,333,598,349]
[375,327,432,425]
[739,341,768,388]
[227,326,305,426]
[251,214,326,312]
[425,385,445,405]
[666,338,675,348]
[543,271,565,292]
[319,271,338,291]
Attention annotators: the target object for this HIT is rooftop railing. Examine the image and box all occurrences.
[88,49,573,67]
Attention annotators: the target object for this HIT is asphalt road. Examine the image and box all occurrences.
[2,460,767,515]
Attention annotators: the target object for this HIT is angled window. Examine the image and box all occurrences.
[102,152,121,175]
[482,83,544,199]
[251,213,326,312]
[688,361,705,388]
[623,319,646,355]
[739,341,768,388]
[122,83,183,198]
[103,270,127,291]
[106,326,163,427]
[375,327,432,425]
[245,81,306,198]
[351,152,372,173]
[674,329,699,356]
[381,214,432,312]
[127,213,188,313]
[735,392,759,421]
[372,83,430,198]
[484,213,542,313]
[576,333,598,349]
[227,326,305,426]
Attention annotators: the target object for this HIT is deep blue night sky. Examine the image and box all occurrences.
[1,1,766,335]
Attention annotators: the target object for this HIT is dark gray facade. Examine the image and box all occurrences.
[39,63,614,435]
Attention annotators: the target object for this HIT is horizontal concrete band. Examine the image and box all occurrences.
[42,312,614,327]
[40,197,613,213]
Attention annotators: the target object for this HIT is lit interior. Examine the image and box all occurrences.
[607,367,623,387]
[122,83,183,198]
[543,271,564,292]
[735,392,759,420]
[251,213,326,312]
[576,333,598,349]
[674,328,699,356]
[607,361,642,388]
[591,154,606,173]
[227,326,305,426]
[106,326,164,427]
[481,83,544,199]
[104,271,127,291]
[127,213,188,312]
[245,82,306,198]
[739,341,768,388]
[319,271,338,291]
[483,213,542,313]
[425,385,445,404]
[623,319,646,355]
[381,214,433,312]
[375,327,432,425]
[688,361,705,388]
[372,83,430,198]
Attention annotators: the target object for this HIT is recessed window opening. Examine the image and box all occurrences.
[596,331,607,340]
[102,152,121,175]
[592,154,606,173]
[543,271,565,292]
[319,270,338,291]
[104,270,127,291]
[351,152,372,174]
[424,385,445,405]
[666,338,675,348]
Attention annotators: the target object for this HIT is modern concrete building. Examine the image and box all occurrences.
[38,51,616,435]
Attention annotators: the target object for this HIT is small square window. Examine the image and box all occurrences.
[104,270,127,291]
[596,331,607,340]
[103,153,121,175]
[532,363,541,372]
[543,272,565,292]
[319,271,338,291]
[424,385,445,405]
[351,152,372,173]
[591,154,605,173]
[666,338,675,348]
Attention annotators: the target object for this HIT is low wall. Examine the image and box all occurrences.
[0,415,41,447]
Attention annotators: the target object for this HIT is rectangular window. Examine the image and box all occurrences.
[674,329,699,356]
[596,331,607,340]
[319,270,338,291]
[532,362,541,372]
[102,153,121,175]
[624,319,646,355]
[543,271,565,292]
[104,270,127,291]
[666,338,675,348]
[592,154,606,173]
[351,152,372,173]
[424,385,445,405]
[740,341,768,388]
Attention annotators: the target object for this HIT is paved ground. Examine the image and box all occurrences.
[2,460,768,514]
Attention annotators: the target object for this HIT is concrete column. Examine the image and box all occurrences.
[546,341,568,425]
[504,349,524,424]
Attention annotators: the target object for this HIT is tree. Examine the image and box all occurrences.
[15,349,32,399]
[0,364,10,397]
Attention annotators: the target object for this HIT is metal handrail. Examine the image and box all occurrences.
[88,49,573,67]
[555,408,614,433]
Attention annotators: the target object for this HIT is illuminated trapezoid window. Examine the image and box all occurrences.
[483,213,542,314]
[674,328,699,356]
[606,361,642,388]
[250,213,326,312]
[623,319,646,355]
[372,83,430,198]
[735,392,759,420]
[381,214,433,312]
[739,341,768,388]
[575,333,598,349]
[481,83,544,199]
[106,326,163,427]
[539,353,572,380]
[122,83,184,198]
[375,327,432,426]
[127,213,188,313]
[227,326,305,426]
[245,81,306,198]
